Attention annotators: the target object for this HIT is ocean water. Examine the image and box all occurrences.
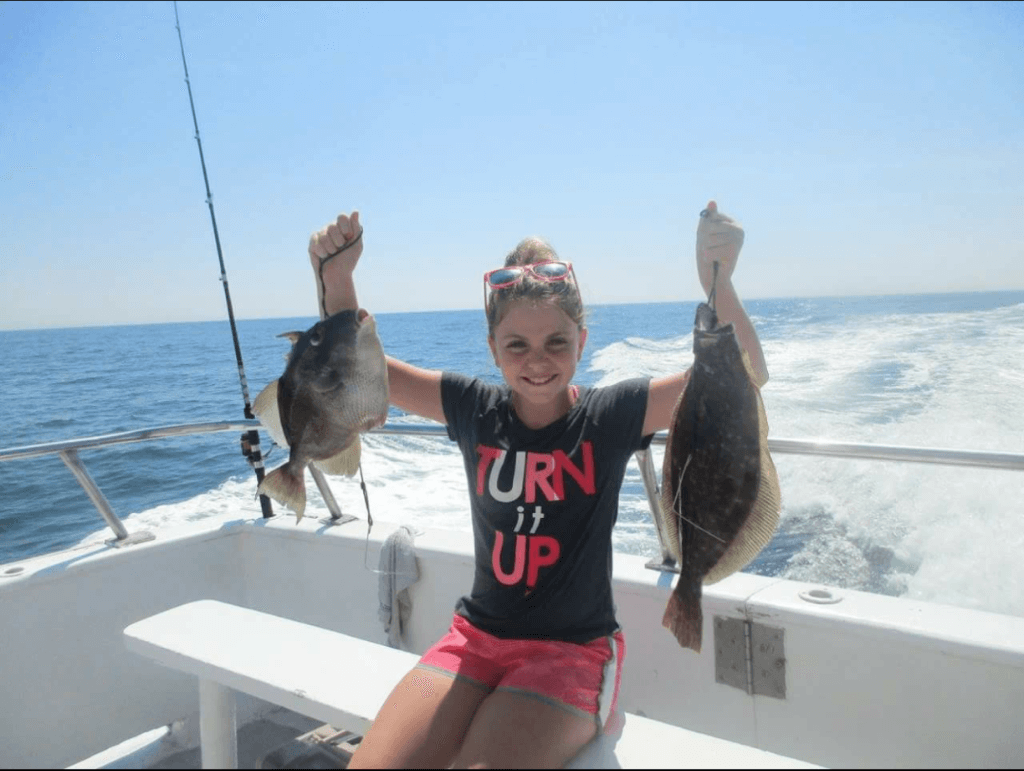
[2,292,1023,619]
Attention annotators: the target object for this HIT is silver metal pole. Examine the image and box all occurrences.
[0,421,261,462]
[634,449,677,570]
[58,449,130,542]
[764,437,1024,472]
[308,465,357,525]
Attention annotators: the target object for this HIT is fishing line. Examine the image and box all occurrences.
[671,475,727,545]
[673,506,727,545]
[360,462,378,572]
[709,261,720,312]
[173,2,274,518]
[699,205,721,312]
[354,456,418,578]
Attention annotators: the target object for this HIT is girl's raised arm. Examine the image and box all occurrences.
[310,210,446,424]
[642,201,768,437]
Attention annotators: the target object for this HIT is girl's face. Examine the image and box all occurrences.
[488,299,587,423]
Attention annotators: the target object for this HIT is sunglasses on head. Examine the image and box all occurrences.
[482,260,579,309]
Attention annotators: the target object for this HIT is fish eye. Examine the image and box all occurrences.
[309,329,323,346]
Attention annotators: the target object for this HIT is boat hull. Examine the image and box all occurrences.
[2,516,1022,768]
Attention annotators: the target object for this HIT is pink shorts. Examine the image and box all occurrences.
[417,613,626,731]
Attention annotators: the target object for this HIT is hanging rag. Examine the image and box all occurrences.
[377,525,420,650]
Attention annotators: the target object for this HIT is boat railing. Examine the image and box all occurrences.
[2,420,1022,561]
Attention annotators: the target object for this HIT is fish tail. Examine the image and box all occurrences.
[257,465,307,523]
[663,579,704,653]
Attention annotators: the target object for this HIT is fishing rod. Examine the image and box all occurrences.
[173,1,274,518]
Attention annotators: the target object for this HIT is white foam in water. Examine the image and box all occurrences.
[590,335,691,385]
[72,302,1024,620]
[73,477,267,549]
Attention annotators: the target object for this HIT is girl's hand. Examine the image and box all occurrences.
[309,211,363,318]
[695,201,743,296]
[309,211,363,276]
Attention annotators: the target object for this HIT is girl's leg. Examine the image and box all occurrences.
[451,690,598,769]
[347,666,490,769]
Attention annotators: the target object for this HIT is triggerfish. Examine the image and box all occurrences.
[253,309,389,522]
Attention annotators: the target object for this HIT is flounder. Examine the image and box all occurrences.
[254,308,389,522]
[659,301,781,652]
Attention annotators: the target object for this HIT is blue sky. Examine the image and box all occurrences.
[2,0,1022,330]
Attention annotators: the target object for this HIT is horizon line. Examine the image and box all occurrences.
[2,288,1023,334]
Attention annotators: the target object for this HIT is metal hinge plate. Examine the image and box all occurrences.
[714,616,786,699]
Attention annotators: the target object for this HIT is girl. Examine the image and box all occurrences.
[307,202,767,768]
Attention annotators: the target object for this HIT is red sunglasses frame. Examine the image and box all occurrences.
[482,260,580,310]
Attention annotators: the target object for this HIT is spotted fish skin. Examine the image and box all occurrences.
[660,302,780,652]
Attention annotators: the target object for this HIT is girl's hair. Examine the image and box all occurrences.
[485,237,585,334]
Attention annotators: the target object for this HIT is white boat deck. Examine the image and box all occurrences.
[73,711,325,770]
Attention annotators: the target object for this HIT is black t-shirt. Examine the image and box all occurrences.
[440,372,653,643]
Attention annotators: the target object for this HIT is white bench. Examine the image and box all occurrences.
[124,600,819,769]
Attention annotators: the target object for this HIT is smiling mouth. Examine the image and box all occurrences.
[523,375,557,386]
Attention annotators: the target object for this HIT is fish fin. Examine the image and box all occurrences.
[277,331,305,346]
[257,465,307,522]
[312,435,361,477]
[704,391,782,584]
[663,579,704,653]
[349,315,391,424]
[253,380,289,448]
